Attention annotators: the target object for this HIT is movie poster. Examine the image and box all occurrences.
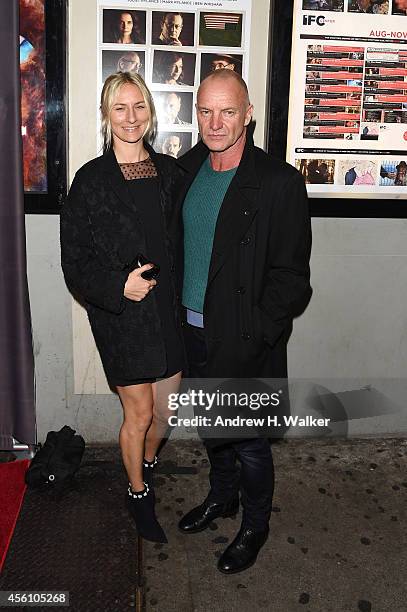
[288,0,407,199]
[20,0,47,193]
[97,0,252,159]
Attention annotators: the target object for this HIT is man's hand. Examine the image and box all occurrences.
[124,265,157,302]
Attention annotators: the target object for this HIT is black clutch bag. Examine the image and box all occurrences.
[128,253,160,281]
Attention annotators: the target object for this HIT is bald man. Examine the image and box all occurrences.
[161,92,188,124]
[172,71,312,573]
[117,51,142,75]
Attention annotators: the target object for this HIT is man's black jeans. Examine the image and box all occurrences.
[183,322,274,532]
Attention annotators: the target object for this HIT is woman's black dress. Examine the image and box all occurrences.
[110,158,184,386]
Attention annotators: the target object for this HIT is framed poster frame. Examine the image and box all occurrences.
[22,0,67,214]
[267,0,407,218]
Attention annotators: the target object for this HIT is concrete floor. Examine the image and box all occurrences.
[2,438,405,611]
[144,438,406,612]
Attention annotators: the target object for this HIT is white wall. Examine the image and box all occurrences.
[25,0,407,443]
[292,218,407,380]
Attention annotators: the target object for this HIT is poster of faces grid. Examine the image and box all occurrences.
[97,0,252,159]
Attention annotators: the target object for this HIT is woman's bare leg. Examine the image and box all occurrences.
[117,383,154,491]
[144,371,182,462]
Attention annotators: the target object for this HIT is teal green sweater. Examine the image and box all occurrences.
[182,157,237,313]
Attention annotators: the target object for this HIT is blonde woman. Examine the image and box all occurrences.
[61,73,184,543]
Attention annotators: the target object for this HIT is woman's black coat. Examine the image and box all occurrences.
[172,131,313,380]
[60,145,180,382]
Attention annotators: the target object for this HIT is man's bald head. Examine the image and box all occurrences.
[198,69,250,107]
[196,68,253,156]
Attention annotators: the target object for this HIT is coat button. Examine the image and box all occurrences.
[241,333,251,340]
[243,210,250,216]
[236,286,246,295]
[240,237,251,245]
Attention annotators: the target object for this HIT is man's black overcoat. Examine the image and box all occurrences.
[60,145,180,382]
[172,130,312,379]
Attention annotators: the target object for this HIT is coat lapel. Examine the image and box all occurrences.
[145,142,172,224]
[175,129,261,287]
[208,132,261,287]
[101,147,136,214]
[208,179,259,287]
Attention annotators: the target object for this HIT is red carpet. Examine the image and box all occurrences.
[0,460,30,573]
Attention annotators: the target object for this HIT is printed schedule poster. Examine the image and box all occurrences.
[288,1,407,199]
[97,0,251,159]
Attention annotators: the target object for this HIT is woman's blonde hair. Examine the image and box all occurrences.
[100,72,157,152]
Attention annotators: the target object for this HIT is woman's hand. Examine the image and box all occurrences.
[124,265,157,302]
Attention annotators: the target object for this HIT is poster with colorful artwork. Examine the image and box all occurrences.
[20,0,47,193]
[288,0,407,198]
[97,0,252,158]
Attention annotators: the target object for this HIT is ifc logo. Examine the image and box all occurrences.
[303,14,326,26]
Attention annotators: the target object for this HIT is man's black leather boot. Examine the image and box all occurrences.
[178,496,239,533]
[217,526,269,574]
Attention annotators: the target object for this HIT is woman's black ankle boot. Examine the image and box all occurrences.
[126,481,167,543]
[142,456,158,489]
